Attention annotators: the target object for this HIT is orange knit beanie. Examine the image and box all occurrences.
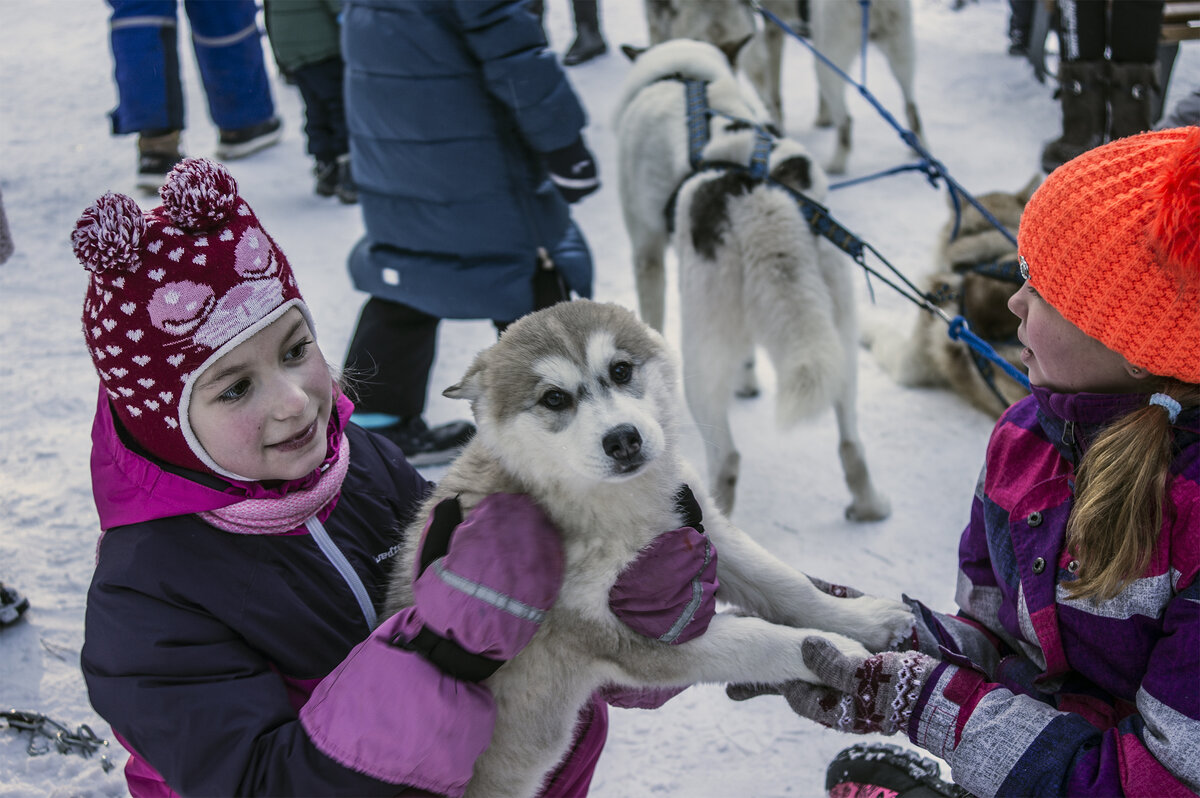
[1017,127,1200,384]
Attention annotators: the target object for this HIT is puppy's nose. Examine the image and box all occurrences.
[602,424,642,462]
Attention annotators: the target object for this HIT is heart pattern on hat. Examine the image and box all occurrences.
[73,158,310,476]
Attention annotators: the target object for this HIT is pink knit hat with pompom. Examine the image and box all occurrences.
[74,158,312,477]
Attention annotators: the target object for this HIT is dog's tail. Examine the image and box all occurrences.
[731,186,847,427]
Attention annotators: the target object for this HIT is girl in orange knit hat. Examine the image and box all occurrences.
[731,127,1199,797]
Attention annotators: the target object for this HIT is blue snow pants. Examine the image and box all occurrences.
[107,0,275,134]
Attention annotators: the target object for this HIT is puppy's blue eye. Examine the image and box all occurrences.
[541,390,569,410]
[610,362,633,384]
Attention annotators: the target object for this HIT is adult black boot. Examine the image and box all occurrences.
[563,0,606,66]
[1108,62,1159,141]
[1041,60,1106,174]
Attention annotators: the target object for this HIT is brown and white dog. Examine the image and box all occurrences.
[862,176,1039,417]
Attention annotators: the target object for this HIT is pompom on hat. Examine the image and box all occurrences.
[74,158,314,477]
[1017,127,1200,384]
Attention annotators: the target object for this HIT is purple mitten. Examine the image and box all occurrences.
[405,493,565,678]
[300,611,497,794]
[608,485,718,645]
[300,493,565,793]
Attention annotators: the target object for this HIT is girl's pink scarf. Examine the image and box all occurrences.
[198,433,350,535]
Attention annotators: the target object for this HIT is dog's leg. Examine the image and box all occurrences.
[615,613,870,688]
[701,514,915,652]
[741,27,785,127]
[681,301,747,515]
[876,12,925,152]
[632,234,669,333]
[683,339,741,515]
[812,28,858,174]
[832,352,890,522]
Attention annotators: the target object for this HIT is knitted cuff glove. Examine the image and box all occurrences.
[729,637,938,736]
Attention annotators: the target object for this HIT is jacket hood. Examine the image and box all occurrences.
[89,386,354,531]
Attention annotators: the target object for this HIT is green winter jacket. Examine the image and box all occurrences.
[263,0,343,73]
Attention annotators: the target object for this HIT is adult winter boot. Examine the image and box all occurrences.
[1108,62,1159,140]
[563,0,606,66]
[1041,60,1106,173]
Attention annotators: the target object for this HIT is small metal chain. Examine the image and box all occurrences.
[1,709,115,773]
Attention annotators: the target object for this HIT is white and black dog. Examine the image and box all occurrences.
[641,0,924,175]
[615,38,889,519]
[384,300,913,798]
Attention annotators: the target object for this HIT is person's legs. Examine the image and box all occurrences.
[1041,0,1107,172]
[1007,0,1035,55]
[344,298,473,465]
[1107,0,1165,139]
[183,0,281,157]
[563,0,607,66]
[107,0,187,188]
[345,297,438,419]
[108,0,184,135]
[291,58,353,200]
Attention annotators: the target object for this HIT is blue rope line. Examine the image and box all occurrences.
[948,318,1032,389]
[749,0,1018,249]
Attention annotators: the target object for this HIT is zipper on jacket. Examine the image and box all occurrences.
[305,517,378,630]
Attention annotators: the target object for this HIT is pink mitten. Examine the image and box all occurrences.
[608,485,718,644]
[398,493,565,679]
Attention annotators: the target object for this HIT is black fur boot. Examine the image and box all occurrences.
[1041,60,1106,173]
[1108,62,1159,140]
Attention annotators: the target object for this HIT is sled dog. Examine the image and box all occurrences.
[642,0,924,175]
[384,300,913,798]
[862,176,1039,417]
[614,39,889,518]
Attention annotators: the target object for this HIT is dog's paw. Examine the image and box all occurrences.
[844,492,891,522]
[845,596,916,653]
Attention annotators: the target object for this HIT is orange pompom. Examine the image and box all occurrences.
[1151,127,1200,276]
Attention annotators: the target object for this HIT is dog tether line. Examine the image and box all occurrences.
[675,78,1030,394]
[748,0,1020,250]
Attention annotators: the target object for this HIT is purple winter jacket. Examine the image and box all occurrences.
[81,390,613,796]
[906,387,1199,797]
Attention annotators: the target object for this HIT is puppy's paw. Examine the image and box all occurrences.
[845,596,916,652]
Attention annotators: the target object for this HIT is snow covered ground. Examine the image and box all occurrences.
[1,0,1195,795]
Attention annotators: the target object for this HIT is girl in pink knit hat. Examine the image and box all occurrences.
[74,158,707,797]
[731,128,1199,798]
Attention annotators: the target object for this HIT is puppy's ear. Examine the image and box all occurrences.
[444,362,485,402]
[621,43,646,61]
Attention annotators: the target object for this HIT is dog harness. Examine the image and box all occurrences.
[663,78,865,263]
[661,76,1031,404]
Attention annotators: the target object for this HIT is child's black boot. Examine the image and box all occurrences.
[826,743,969,798]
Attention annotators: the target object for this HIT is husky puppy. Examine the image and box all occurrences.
[384,300,913,798]
[615,39,888,518]
[862,176,1040,417]
[641,0,924,175]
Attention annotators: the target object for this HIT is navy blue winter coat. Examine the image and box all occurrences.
[82,394,431,795]
[342,0,593,322]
